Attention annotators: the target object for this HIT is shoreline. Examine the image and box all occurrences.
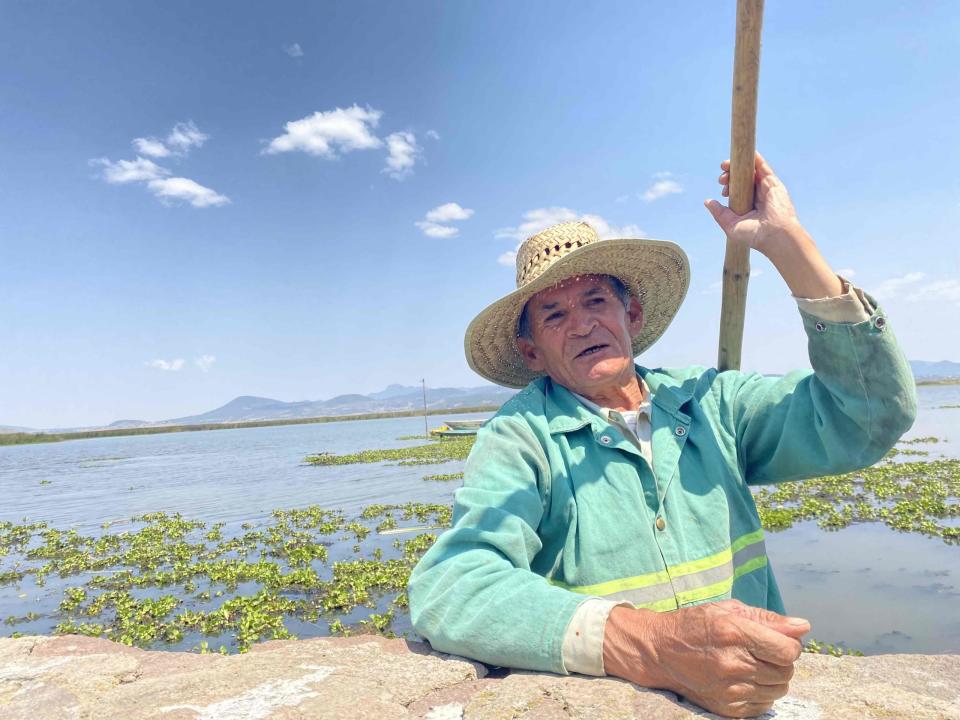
[0,405,499,447]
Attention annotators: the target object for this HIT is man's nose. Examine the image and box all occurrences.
[566,305,597,336]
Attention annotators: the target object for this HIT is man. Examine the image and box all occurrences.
[408,154,916,718]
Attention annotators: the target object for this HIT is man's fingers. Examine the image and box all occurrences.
[722,599,811,638]
[742,621,803,666]
[754,150,776,179]
[752,658,795,686]
[703,199,737,233]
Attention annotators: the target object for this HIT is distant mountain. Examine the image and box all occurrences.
[368,384,420,400]
[0,425,35,434]
[106,419,153,429]
[14,361,955,433]
[157,385,515,426]
[910,360,960,381]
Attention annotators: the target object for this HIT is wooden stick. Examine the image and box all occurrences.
[717,0,764,372]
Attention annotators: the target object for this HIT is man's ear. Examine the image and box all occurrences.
[627,297,644,337]
[516,336,545,372]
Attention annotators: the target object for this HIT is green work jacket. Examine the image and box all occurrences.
[408,301,916,674]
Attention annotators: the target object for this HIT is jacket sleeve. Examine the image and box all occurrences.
[729,292,917,485]
[407,414,586,673]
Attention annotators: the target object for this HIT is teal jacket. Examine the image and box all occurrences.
[408,301,916,674]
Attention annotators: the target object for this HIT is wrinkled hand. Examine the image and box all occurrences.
[603,599,810,718]
[704,152,802,258]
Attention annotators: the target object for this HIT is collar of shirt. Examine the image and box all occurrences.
[571,376,652,438]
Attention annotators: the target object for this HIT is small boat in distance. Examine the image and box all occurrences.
[445,419,485,431]
[429,419,486,437]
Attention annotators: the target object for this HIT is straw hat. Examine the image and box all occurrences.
[465,221,690,388]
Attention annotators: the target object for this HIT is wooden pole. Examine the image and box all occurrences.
[421,379,429,437]
[717,0,764,372]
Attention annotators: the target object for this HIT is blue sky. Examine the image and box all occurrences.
[2,1,957,428]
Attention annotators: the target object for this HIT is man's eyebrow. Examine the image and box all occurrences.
[582,287,605,297]
[539,301,560,311]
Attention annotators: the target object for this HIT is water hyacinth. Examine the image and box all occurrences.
[1,503,450,653]
[2,435,955,655]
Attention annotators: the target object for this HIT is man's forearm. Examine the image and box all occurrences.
[759,222,844,300]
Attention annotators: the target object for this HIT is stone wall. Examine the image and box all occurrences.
[1,635,958,719]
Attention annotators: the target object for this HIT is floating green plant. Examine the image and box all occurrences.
[0,502,449,653]
[423,472,464,482]
[305,436,475,467]
[803,638,864,657]
[752,455,959,543]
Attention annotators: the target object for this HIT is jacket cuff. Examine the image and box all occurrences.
[793,276,875,324]
[561,598,628,676]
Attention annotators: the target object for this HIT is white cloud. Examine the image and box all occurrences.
[426,129,440,140]
[93,122,226,209]
[166,121,208,154]
[263,105,383,157]
[641,172,684,202]
[383,131,421,180]
[283,43,304,58]
[147,358,185,371]
[415,221,459,239]
[147,177,230,208]
[905,278,960,304]
[416,202,474,238]
[132,137,171,158]
[874,272,926,299]
[495,207,644,266]
[195,354,217,372]
[425,202,474,223]
[835,268,856,279]
[93,156,170,184]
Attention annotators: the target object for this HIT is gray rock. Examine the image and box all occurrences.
[0,635,957,719]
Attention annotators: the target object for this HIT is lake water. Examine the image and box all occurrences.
[2,386,959,654]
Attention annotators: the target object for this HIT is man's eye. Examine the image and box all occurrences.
[544,312,563,323]
[587,297,605,305]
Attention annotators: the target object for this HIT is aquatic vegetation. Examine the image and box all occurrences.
[423,472,464,482]
[803,638,864,657]
[752,454,960,544]
[305,435,475,467]
[3,435,955,657]
[0,502,448,653]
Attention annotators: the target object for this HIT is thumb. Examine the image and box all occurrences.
[726,602,811,638]
[703,198,738,234]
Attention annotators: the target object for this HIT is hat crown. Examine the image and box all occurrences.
[515,221,601,287]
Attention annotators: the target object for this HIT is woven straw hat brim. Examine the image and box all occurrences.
[464,237,690,388]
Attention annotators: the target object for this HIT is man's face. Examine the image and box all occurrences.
[516,275,644,396]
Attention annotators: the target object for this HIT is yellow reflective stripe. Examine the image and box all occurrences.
[731,528,766,554]
[549,529,767,598]
[668,547,731,578]
[633,596,680,612]
[677,577,734,605]
[548,567,670,596]
[733,554,768,579]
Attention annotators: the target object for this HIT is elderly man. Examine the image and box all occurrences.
[408,154,916,718]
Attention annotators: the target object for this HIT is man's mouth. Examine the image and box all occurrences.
[575,343,609,359]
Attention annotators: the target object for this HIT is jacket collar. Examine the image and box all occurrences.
[544,364,695,435]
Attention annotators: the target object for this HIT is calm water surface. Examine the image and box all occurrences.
[2,387,958,654]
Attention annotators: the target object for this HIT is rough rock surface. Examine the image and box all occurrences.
[1,635,958,719]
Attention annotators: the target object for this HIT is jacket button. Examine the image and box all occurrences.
[656,517,666,531]
[815,321,826,332]
[600,436,612,445]
[675,426,686,437]
[875,316,886,329]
